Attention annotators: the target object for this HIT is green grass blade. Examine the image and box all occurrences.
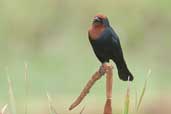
[123,77,130,114]
[134,88,138,112]
[24,63,29,114]
[136,69,151,112]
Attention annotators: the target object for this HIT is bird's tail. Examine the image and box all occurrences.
[115,60,134,81]
[118,67,133,81]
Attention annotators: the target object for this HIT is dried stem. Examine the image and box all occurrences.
[6,67,16,114]
[69,70,103,110]
[104,63,113,114]
[47,92,58,114]
[0,104,8,114]
[24,63,29,114]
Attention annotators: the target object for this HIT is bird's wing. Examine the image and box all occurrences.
[88,28,113,63]
[110,28,125,64]
[110,28,134,81]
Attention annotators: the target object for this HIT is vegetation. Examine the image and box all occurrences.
[2,66,150,114]
[0,0,170,114]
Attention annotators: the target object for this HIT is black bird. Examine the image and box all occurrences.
[88,14,134,81]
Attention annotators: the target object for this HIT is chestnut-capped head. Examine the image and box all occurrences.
[92,14,110,27]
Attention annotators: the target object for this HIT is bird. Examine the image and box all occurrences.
[88,14,134,81]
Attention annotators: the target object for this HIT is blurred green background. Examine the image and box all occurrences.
[0,0,171,114]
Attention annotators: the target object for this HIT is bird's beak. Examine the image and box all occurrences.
[93,16,101,22]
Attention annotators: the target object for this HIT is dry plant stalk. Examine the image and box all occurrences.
[46,92,58,114]
[104,99,112,114]
[105,64,113,99]
[123,77,130,114]
[24,63,29,114]
[104,64,113,114]
[6,68,16,114]
[0,104,8,114]
[79,106,85,114]
[69,71,103,110]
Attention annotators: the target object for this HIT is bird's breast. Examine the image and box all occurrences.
[88,25,105,40]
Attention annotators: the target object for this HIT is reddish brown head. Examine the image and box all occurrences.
[88,14,109,40]
[92,14,109,27]
[94,14,107,20]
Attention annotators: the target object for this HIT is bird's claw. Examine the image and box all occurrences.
[99,65,105,76]
[99,63,114,76]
